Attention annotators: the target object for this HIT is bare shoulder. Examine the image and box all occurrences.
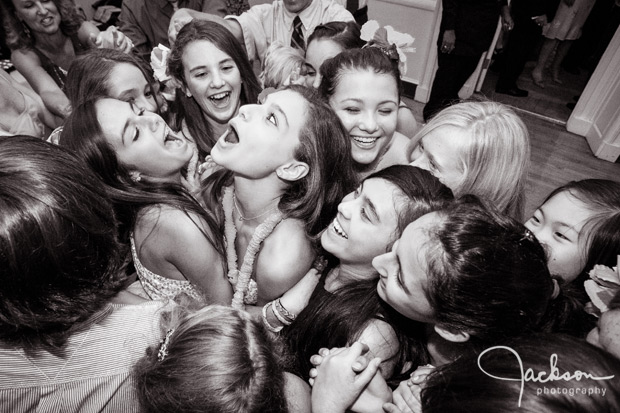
[11,48,42,70]
[357,319,399,377]
[284,372,312,413]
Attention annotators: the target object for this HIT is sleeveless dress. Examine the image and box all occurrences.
[0,70,47,138]
[32,34,89,88]
[130,234,203,301]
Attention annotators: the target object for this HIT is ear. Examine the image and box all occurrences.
[276,161,309,182]
[182,84,192,98]
[434,324,470,343]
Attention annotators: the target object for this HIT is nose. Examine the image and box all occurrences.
[372,251,397,278]
[337,197,355,220]
[210,70,225,88]
[135,96,157,113]
[409,151,429,171]
[359,111,378,133]
[312,73,322,89]
[36,2,48,14]
[143,113,161,132]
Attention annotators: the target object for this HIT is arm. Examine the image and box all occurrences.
[11,49,71,118]
[142,208,233,305]
[78,21,133,53]
[117,1,151,60]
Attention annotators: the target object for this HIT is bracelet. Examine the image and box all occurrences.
[262,302,283,333]
[271,299,292,326]
[275,298,296,322]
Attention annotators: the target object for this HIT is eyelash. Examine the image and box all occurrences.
[267,113,277,126]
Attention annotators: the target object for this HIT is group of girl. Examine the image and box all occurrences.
[1,3,620,412]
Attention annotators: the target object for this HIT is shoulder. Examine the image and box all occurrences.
[138,206,215,248]
[262,218,312,259]
[284,372,312,413]
[11,48,41,66]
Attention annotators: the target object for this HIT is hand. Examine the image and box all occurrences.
[501,14,514,31]
[168,9,195,45]
[198,155,222,181]
[386,365,435,413]
[90,26,133,52]
[310,343,383,413]
[532,15,548,27]
[279,267,322,317]
[309,347,369,386]
[440,30,455,54]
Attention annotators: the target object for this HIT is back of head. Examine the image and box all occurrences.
[422,333,620,412]
[415,101,530,220]
[260,42,306,89]
[281,85,357,236]
[0,136,123,350]
[426,196,552,346]
[134,304,288,413]
[64,48,157,109]
[367,165,454,236]
[308,21,364,50]
[319,46,401,101]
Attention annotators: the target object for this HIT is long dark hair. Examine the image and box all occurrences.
[0,135,125,351]
[64,48,163,114]
[283,165,454,385]
[167,20,261,157]
[59,98,225,261]
[205,85,357,238]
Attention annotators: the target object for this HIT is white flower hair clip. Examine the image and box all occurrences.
[584,256,620,316]
[360,20,415,74]
[150,44,182,101]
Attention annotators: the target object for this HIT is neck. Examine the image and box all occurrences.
[209,120,229,142]
[425,326,467,366]
[33,30,67,51]
[232,176,284,222]
[324,262,376,292]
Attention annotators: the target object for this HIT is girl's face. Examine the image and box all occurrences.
[373,212,439,323]
[12,0,61,35]
[409,126,466,191]
[524,191,592,282]
[329,70,399,167]
[587,307,620,360]
[182,40,242,127]
[107,63,159,113]
[321,178,402,267]
[305,38,344,88]
[95,98,192,180]
[211,90,306,178]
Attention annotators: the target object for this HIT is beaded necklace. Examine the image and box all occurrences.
[222,186,283,309]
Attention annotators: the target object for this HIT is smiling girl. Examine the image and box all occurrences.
[167,20,261,158]
[205,85,355,309]
[61,97,231,304]
[320,47,410,180]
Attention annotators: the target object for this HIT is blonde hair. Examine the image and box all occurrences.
[411,101,530,220]
[134,303,288,413]
[260,42,306,89]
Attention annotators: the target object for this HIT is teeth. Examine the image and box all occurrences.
[210,92,229,100]
[352,136,378,144]
[332,218,348,239]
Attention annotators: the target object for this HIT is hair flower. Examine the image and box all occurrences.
[584,260,620,315]
[360,20,415,74]
[151,44,172,83]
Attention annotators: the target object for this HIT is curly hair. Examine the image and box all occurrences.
[0,0,83,50]
[0,135,125,351]
[134,304,289,413]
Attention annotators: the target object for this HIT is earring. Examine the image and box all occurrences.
[130,171,142,182]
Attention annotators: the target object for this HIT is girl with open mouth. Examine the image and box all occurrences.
[167,20,261,160]
[205,85,356,312]
[60,96,232,306]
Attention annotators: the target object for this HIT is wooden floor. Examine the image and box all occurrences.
[403,96,620,218]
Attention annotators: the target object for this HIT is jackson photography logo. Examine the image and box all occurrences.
[477,346,615,407]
